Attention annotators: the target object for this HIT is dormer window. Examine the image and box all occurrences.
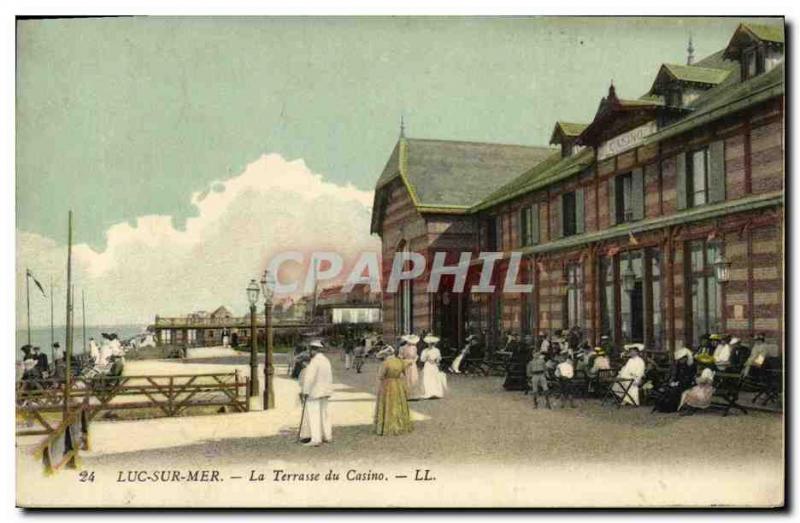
[550,121,588,159]
[724,23,784,81]
[665,87,683,108]
[742,46,764,80]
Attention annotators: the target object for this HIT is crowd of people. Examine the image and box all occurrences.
[17,332,127,389]
[489,327,779,414]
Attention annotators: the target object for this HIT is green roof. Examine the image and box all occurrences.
[660,63,731,85]
[474,147,594,211]
[742,23,785,44]
[375,137,554,209]
[550,121,588,143]
[644,61,784,145]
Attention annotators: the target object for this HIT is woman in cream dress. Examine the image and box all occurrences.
[398,334,420,399]
[419,334,446,399]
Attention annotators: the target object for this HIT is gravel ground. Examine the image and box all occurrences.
[83,351,782,469]
[18,351,784,508]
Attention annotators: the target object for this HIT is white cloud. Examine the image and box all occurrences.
[16,153,381,327]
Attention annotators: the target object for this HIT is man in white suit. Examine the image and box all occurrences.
[299,340,333,447]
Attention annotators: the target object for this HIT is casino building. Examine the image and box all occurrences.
[370,23,785,355]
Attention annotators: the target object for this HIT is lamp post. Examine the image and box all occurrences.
[246,279,260,399]
[260,270,276,410]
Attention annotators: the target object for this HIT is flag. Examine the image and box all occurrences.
[628,231,640,246]
[26,269,47,298]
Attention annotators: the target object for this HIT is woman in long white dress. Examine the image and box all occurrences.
[419,335,446,399]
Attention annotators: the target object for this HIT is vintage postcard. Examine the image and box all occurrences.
[14,16,785,508]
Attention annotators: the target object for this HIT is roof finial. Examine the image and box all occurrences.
[608,80,616,100]
[400,113,406,138]
[687,34,695,65]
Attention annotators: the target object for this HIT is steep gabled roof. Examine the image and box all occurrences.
[644,60,784,145]
[374,137,554,211]
[652,63,730,89]
[549,122,588,144]
[211,305,233,318]
[738,23,785,44]
[724,22,785,59]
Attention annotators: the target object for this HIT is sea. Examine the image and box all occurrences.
[15,324,149,360]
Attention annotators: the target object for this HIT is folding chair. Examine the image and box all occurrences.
[751,369,781,407]
[602,377,635,408]
[710,373,748,417]
[591,368,615,398]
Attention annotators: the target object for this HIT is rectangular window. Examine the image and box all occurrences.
[614,172,633,223]
[687,148,708,207]
[565,263,584,329]
[519,207,530,247]
[562,192,577,237]
[649,249,664,351]
[599,257,615,342]
[485,217,498,250]
[742,46,764,79]
[518,205,538,246]
[687,240,722,345]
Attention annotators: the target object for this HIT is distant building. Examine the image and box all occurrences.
[316,284,382,325]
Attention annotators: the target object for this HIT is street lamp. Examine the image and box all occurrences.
[246,279,260,400]
[622,254,636,293]
[713,250,731,284]
[260,270,276,409]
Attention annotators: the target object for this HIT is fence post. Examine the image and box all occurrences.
[168,376,174,416]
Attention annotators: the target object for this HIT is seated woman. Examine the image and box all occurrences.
[679,353,716,414]
[587,347,611,376]
[652,347,696,412]
[612,347,646,406]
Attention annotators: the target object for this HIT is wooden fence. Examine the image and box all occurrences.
[31,403,91,474]
[16,372,249,432]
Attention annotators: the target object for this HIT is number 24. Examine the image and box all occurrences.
[79,471,95,482]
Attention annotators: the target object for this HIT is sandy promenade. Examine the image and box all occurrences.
[16,350,784,508]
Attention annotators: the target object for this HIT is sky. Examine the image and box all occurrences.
[15,16,782,327]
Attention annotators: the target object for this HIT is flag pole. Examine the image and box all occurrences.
[26,268,31,346]
[50,276,54,361]
[63,211,73,421]
[82,289,86,354]
[71,284,76,352]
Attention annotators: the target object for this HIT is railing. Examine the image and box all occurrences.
[31,402,90,474]
[16,372,249,423]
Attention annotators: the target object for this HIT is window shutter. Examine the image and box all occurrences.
[531,203,540,244]
[555,195,564,239]
[608,178,617,225]
[708,140,726,203]
[519,208,528,246]
[676,153,688,210]
[631,167,644,220]
[575,188,585,234]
